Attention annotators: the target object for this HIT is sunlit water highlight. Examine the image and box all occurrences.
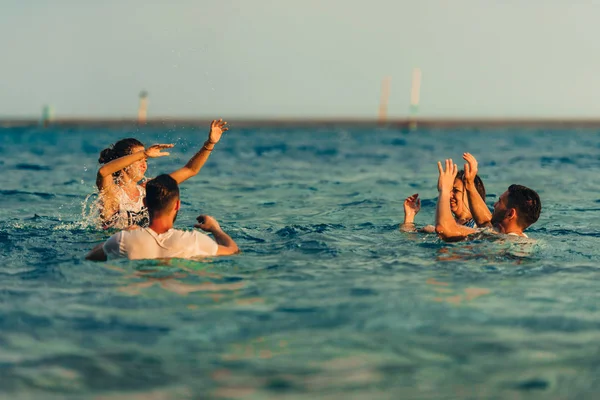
[1,125,600,399]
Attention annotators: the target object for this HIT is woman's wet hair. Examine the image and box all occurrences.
[98,138,144,164]
[456,170,486,201]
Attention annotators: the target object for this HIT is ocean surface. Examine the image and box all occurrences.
[1,125,599,399]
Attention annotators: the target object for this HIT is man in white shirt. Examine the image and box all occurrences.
[86,174,239,260]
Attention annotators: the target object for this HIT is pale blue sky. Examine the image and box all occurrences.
[1,1,599,118]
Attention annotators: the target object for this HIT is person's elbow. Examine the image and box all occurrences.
[97,166,112,179]
[86,245,107,261]
[435,224,461,242]
[215,242,240,256]
[435,223,448,237]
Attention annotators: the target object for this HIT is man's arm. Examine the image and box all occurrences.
[463,153,492,227]
[86,243,107,261]
[435,159,479,241]
[211,228,240,256]
[194,215,239,256]
[170,119,228,184]
[86,232,123,261]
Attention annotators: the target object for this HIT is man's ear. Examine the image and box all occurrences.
[507,208,517,220]
[175,199,181,211]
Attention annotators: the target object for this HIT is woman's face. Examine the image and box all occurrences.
[450,178,472,220]
[124,146,147,182]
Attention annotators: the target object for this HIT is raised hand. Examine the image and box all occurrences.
[194,215,221,232]
[462,152,479,184]
[404,193,421,218]
[208,119,228,144]
[144,144,174,158]
[437,159,458,193]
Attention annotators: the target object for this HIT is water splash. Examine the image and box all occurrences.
[78,192,103,230]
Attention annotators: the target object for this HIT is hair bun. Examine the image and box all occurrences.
[98,146,114,164]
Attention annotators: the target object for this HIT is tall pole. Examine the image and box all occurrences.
[41,104,54,128]
[409,68,421,131]
[138,90,148,124]
[378,76,391,123]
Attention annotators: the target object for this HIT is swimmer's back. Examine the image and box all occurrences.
[103,227,218,260]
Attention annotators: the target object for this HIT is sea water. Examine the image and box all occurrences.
[1,125,599,399]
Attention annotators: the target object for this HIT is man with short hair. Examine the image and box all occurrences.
[434,157,541,241]
[86,174,239,261]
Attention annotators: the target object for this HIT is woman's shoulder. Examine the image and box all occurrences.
[139,176,153,189]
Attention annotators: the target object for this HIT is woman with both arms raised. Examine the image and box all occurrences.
[96,119,228,230]
[400,168,487,233]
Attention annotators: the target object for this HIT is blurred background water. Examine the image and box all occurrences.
[1,125,600,399]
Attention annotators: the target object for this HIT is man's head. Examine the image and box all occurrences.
[491,184,541,230]
[144,174,180,220]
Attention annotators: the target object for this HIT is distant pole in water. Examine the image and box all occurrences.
[41,105,54,128]
[409,68,421,131]
[138,90,148,124]
[378,76,391,124]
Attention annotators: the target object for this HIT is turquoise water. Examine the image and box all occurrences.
[1,125,600,399]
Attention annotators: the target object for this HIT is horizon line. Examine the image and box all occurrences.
[4,116,600,128]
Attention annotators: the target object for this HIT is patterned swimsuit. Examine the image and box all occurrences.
[463,219,476,228]
[102,185,149,230]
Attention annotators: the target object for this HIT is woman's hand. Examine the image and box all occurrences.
[437,159,458,193]
[462,152,479,185]
[207,119,228,144]
[404,193,421,218]
[144,144,174,158]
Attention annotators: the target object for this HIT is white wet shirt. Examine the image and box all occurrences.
[103,227,218,260]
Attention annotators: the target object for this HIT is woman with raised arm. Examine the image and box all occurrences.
[96,119,228,229]
[400,169,487,233]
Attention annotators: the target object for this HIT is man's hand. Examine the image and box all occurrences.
[194,214,239,255]
[462,152,479,185]
[194,215,221,232]
[208,119,228,144]
[437,159,457,193]
[144,144,174,158]
[404,193,421,218]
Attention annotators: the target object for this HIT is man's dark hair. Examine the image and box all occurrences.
[506,184,541,228]
[456,170,486,201]
[145,174,180,216]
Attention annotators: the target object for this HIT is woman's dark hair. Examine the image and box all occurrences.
[98,138,144,164]
[456,170,486,201]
